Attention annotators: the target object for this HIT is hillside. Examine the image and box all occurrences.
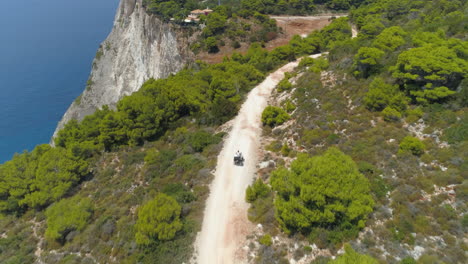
[1,0,467,263]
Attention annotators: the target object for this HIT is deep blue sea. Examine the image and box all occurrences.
[0,0,119,163]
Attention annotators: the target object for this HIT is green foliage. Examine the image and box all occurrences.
[411,86,456,105]
[203,12,228,37]
[0,145,88,213]
[186,131,222,152]
[444,113,468,144]
[240,0,316,15]
[406,107,424,122]
[329,244,378,264]
[372,26,407,51]
[246,179,271,203]
[400,257,417,264]
[204,37,219,53]
[277,77,293,92]
[259,234,272,246]
[354,47,384,77]
[45,196,93,242]
[283,100,296,113]
[281,143,292,156]
[271,148,374,235]
[0,217,36,263]
[399,136,425,156]
[392,42,468,104]
[300,57,330,73]
[162,183,197,204]
[364,77,407,112]
[142,0,194,20]
[135,193,183,245]
[381,107,402,122]
[56,61,264,153]
[261,106,290,127]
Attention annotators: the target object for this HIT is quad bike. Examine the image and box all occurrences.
[234,152,245,166]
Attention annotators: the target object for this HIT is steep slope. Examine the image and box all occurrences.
[52,0,187,139]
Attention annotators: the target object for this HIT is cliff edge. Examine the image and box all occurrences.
[52,0,187,140]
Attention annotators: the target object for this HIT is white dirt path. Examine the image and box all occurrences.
[194,54,324,264]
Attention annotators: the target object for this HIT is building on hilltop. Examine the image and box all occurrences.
[184,8,213,23]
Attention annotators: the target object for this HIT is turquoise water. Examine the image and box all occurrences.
[0,0,119,162]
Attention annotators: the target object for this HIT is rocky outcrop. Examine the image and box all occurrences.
[52,0,188,140]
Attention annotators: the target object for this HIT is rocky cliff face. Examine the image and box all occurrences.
[52,0,187,140]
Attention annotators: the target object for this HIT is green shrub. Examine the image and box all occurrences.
[187,131,221,152]
[162,183,196,204]
[382,107,401,122]
[353,47,384,78]
[400,257,417,264]
[399,136,425,156]
[281,143,291,156]
[271,148,374,235]
[444,113,468,144]
[259,234,272,246]
[205,37,219,53]
[45,196,93,243]
[364,77,407,112]
[261,106,290,127]
[329,244,378,263]
[266,140,282,152]
[406,107,424,123]
[283,100,296,113]
[246,179,271,203]
[277,77,293,92]
[135,193,183,245]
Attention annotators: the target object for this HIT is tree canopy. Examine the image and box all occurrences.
[45,196,93,242]
[271,147,374,234]
[135,193,183,245]
[0,145,88,213]
[392,41,468,104]
[262,106,291,127]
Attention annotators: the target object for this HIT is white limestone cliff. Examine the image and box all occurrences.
[52,0,187,140]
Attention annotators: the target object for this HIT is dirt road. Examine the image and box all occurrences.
[194,54,324,264]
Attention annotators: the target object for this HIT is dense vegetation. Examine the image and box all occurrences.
[271,148,374,239]
[45,196,93,243]
[135,193,183,244]
[248,0,467,263]
[143,0,359,54]
[1,0,467,262]
[143,0,365,20]
[262,106,291,127]
[0,14,354,262]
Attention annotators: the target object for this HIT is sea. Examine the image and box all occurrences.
[0,0,120,163]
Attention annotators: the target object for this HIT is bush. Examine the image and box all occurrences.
[329,244,378,263]
[283,100,296,113]
[271,148,374,235]
[382,107,401,122]
[246,179,271,203]
[45,196,93,243]
[259,234,273,246]
[187,131,221,152]
[205,37,219,53]
[406,107,424,123]
[261,106,290,127]
[400,257,417,264]
[135,193,183,245]
[277,78,293,92]
[399,136,425,156]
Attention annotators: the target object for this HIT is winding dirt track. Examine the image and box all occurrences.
[195,54,324,264]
